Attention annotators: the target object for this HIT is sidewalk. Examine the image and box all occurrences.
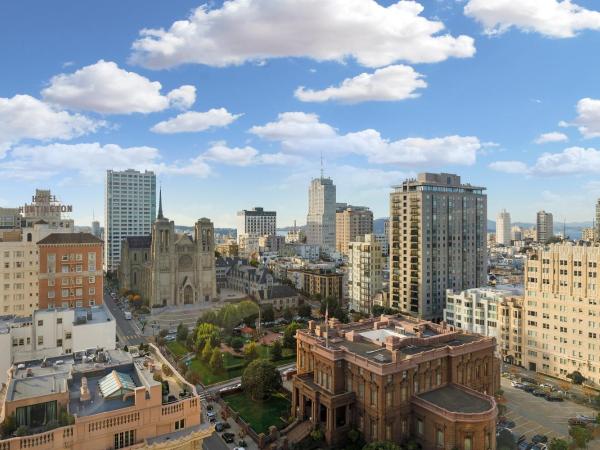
[208,398,259,450]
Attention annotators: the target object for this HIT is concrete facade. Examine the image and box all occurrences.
[523,244,600,385]
[535,211,553,243]
[335,206,373,256]
[306,177,336,253]
[389,173,487,321]
[496,210,511,246]
[348,234,383,314]
[236,207,276,242]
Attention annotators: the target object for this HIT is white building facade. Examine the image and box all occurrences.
[496,209,511,246]
[236,207,276,242]
[104,169,156,272]
[306,177,336,253]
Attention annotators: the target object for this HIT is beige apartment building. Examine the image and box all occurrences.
[335,205,373,255]
[389,173,487,321]
[348,234,383,314]
[523,244,600,384]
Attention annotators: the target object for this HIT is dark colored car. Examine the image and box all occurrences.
[532,435,548,444]
[206,404,213,411]
[517,442,533,450]
[498,419,516,429]
[222,432,235,443]
[532,389,547,397]
[545,393,564,402]
[214,422,225,432]
[522,384,537,393]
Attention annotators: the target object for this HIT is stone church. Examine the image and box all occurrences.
[119,191,217,307]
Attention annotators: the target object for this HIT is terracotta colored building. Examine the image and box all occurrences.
[0,345,208,450]
[290,314,499,449]
[37,233,104,309]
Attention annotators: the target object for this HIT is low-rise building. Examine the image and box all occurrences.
[258,285,300,311]
[0,346,207,449]
[37,233,104,309]
[0,306,116,383]
[291,314,499,448]
[288,268,344,302]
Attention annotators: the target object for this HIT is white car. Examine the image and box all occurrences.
[233,447,246,450]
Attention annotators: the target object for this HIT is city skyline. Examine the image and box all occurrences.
[3,0,600,228]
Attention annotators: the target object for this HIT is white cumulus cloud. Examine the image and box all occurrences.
[42,60,195,114]
[130,0,475,69]
[572,97,600,138]
[151,108,242,134]
[0,142,211,180]
[534,131,568,144]
[203,142,303,166]
[294,65,427,103]
[490,146,600,176]
[0,94,102,157]
[465,0,600,38]
[250,112,481,166]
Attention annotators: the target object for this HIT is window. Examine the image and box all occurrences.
[65,332,72,339]
[436,429,444,447]
[114,430,136,449]
[464,436,472,450]
[38,336,44,345]
[37,320,43,326]
[175,419,185,430]
[57,318,62,325]
[417,419,423,436]
[57,339,62,347]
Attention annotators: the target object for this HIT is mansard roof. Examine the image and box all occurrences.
[125,235,152,249]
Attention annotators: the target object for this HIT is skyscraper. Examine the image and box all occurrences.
[306,176,336,252]
[389,173,487,320]
[496,209,511,246]
[104,169,156,272]
[335,205,373,255]
[535,210,553,243]
[236,207,277,241]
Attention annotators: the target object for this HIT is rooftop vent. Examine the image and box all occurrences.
[80,377,91,402]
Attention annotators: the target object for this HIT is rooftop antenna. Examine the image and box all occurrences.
[320,151,324,179]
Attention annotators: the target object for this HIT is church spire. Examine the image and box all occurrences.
[157,187,164,220]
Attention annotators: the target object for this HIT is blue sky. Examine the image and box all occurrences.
[2,0,600,228]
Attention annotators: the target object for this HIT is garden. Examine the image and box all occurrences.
[159,300,306,386]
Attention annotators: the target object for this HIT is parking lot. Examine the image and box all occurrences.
[501,378,598,443]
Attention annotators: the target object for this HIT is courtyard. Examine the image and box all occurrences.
[223,391,291,435]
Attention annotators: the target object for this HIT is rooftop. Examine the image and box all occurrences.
[37,232,103,245]
[124,235,152,249]
[417,384,493,414]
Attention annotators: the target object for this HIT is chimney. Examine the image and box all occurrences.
[80,377,91,402]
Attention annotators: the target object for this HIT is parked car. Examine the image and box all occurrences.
[576,414,596,423]
[522,384,537,393]
[532,434,548,444]
[545,393,564,402]
[517,442,533,450]
[568,418,588,427]
[531,445,547,450]
[498,419,516,429]
[511,381,524,389]
[532,389,548,397]
[222,432,235,443]
[207,411,216,423]
[215,422,225,432]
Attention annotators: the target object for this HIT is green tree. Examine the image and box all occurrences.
[210,348,223,371]
[195,323,220,348]
[283,322,302,348]
[0,414,16,438]
[567,370,586,385]
[244,341,258,361]
[297,303,312,318]
[261,304,275,323]
[176,322,188,342]
[548,438,569,450]
[231,336,244,351]
[362,442,402,450]
[283,307,294,322]
[184,369,200,385]
[569,425,592,448]
[271,340,282,361]
[241,359,282,400]
[202,341,213,362]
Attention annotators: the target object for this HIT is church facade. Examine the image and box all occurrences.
[119,192,217,307]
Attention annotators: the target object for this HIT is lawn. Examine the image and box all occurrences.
[224,391,291,434]
[166,340,189,358]
[256,345,296,365]
[188,357,245,385]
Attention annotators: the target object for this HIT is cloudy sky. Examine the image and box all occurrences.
[2,0,600,228]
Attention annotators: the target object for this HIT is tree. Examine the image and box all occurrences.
[297,303,312,318]
[569,425,592,448]
[548,438,569,450]
[244,342,258,362]
[362,442,402,450]
[271,340,282,361]
[202,341,213,362]
[283,307,293,322]
[162,363,173,377]
[241,359,282,400]
[261,305,275,323]
[176,322,188,342]
[0,414,16,438]
[283,322,302,349]
[210,348,223,371]
[567,371,586,385]
[185,369,200,385]
[159,329,169,338]
[195,323,220,348]
[231,337,244,351]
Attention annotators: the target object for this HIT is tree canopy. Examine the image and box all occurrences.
[241,359,282,400]
[283,321,302,348]
[195,323,220,348]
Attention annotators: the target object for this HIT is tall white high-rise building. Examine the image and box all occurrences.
[104,169,156,272]
[306,176,336,252]
[236,207,276,241]
[496,209,511,246]
[536,210,553,243]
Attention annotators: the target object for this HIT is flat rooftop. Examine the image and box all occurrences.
[418,384,492,413]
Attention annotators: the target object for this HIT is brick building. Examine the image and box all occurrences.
[38,233,104,309]
[290,314,499,449]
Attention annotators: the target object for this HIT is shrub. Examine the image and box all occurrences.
[162,363,173,377]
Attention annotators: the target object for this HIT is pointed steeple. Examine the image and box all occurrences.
[157,187,164,220]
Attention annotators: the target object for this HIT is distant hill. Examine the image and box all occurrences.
[488,220,591,240]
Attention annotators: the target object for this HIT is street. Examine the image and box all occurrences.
[103,291,144,346]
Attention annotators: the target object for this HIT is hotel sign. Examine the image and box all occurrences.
[19,193,73,215]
